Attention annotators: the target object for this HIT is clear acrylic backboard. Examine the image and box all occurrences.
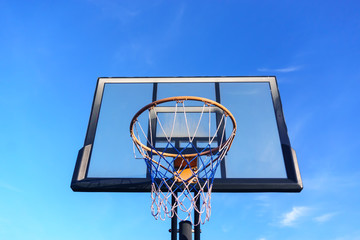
[71,77,302,192]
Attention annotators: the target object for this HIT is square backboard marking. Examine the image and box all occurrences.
[71,77,302,193]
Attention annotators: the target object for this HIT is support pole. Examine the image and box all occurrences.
[194,197,201,240]
[171,194,178,240]
[179,221,192,240]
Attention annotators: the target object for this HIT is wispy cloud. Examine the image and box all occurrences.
[88,0,141,24]
[280,206,310,227]
[304,171,360,193]
[0,181,22,192]
[257,66,301,73]
[221,224,233,233]
[254,194,271,208]
[0,217,10,223]
[112,2,186,67]
[314,212,338,223]
[334,232,360,240]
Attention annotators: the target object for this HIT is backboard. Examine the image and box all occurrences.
[71,76,302,193]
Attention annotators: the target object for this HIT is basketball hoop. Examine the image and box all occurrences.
[130,96,237,225]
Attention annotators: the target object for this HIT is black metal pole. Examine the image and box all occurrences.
[194,196,201,240]
[179,221,192,240]
[171,194,178,240]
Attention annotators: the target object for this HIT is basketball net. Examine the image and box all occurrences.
[130,96,236,225]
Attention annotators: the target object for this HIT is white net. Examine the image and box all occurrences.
[131,96,236,225]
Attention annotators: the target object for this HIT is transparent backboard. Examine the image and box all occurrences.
[71,77,302,192]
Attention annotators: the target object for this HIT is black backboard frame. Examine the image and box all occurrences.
[71,76,302,193]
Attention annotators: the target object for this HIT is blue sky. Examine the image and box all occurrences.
[1,0,360,239]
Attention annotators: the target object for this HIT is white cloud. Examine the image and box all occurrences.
[280,206,310,227]
[257,66,301,73]
[314,212,338,223]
